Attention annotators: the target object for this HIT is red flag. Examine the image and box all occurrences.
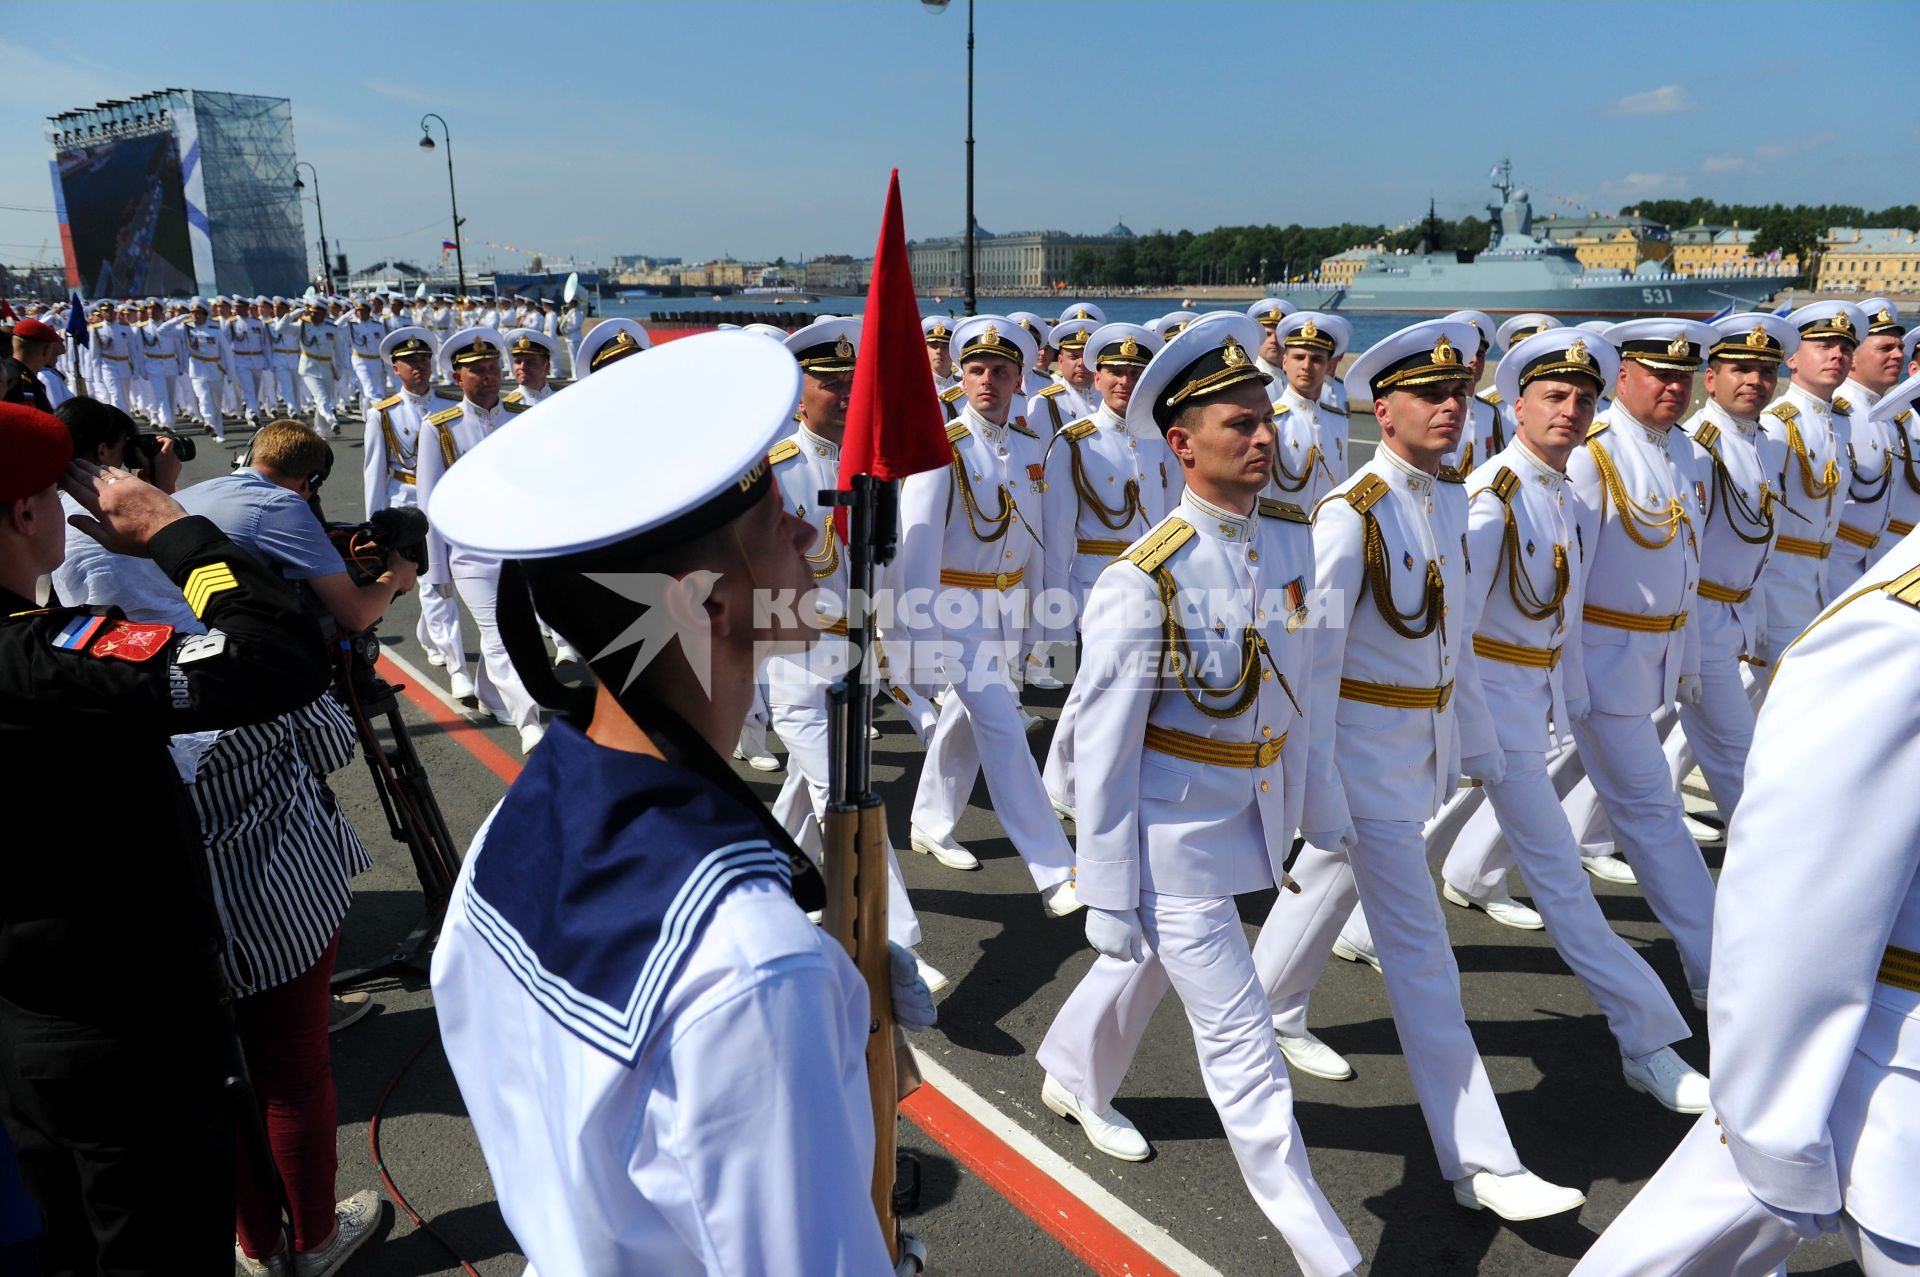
[0,298,14,321]
[835,170,949,538]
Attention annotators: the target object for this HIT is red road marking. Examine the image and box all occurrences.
[382,654,1173,1276]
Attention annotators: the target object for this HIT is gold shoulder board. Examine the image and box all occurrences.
[1124,518,1195,573]
[1437,465,1467,484]
[767,438,802,466]
[1258,497,1309,524]
[1767,402,1799,425]
[502,389,524,405]
[939,384,967,404]
[945,421,971,445]
[1587,419,1612,439]
[426,405,463,427]
[1886,565,1920,609]
[433,385,461,401]
[1479,388,1503,406]
[1035,383,1065,399]
[1271,402,1291,419]
[502,399,528,414]
[1897,410,1913,426]
[1321,402,1348,417]
[1489,467,1520,504]
[1009,416,1039,438]
[1062,418,1098,442]
[1343,472,1390,514]
[373,393,403,412]
[1832,396,1853,416]
[1693,423,1720,451]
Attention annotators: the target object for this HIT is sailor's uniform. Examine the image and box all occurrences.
[1268,383,1346,511]
[180,318,235,439]
[1831,373,1894,593]
[345,318,390,407]
[90,319,135,411]
[293,315,341,434]
[1757,381,1854,651]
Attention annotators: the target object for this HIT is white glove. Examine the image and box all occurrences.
[1084,907,1146,963]
[429,582,454,600]
[1463,750,1507,786]
[1304,824,1359,853]
[1564,695,1592,723]
[1748,631,1775,666]
[887,941,938,1032]
[1677,673,1703,707]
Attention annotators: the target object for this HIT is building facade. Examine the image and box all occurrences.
[908,226,1132,292]
[1816,227,1920,293]
[1669,223,1800,277]
[1533,213,1673,271]
[1316,244,1380,287]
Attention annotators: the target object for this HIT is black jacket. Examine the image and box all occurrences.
[0,356,53,413]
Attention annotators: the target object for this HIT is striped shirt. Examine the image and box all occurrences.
[188,691,371,996]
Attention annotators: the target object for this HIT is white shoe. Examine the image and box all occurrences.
[425,648,446,667]
[553,641,581,665]
[1582,853,1638,885]
[730,748,781,772]
[519,723,546,755]
[1332,933,1382,972]
[1690,986,1709,1011]
[915,956,950,994]
[1040,1075,1150,1162]
[1019,709,1044,734]
[1622,1047,1709,1114]
[1443,882,1546,931]
[1277,1031,1354,1081]
[1452,1169,1586,1221]
[1683,812,1725,844]
[291,1188,385,1276]
[1050,796,1076,823]
[1040,877,1084,918]
[1027,671,1064,691]
[908,828,980,871]
[448,671,475,700]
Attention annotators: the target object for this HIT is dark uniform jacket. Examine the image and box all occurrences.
[0,515,331,1020]
[0,357,53,414]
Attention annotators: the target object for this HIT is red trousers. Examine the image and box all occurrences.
[234,932,341,1258]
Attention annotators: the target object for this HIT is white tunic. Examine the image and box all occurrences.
[764,422,850,699]
[417,397,519,584]
[1833,376,1894,571]
[1878,405,1920,559]
[1757,382,1854,638]
[1039,399,1179,635]
[1267,383,1346,510]
[361,389,432,517]
[1680,400,1784,659]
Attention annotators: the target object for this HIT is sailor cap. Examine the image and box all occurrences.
[577,319,653,376]
[1789,300,1869,348]
[1706,313,1798,365]
[921,314,954,345]
[1345,318,1480,404]
[1247,298,1298,328]
[440,326,507,379]
[429,330,797,562]
[1056,301,1106,326]
[951,315,1036,369]
[783,316,860,375]
[1495,328,1618,405]
[505,326,559,360]
[1049,317,1097,352]
[1152,312,1196,343]
[1085,322,1160,370]
[1495,312,1563,354]
[1859,297,1906,338]
[1130,312,1270,436]
[1444,310,1497,354]
[1005,312,1051,350]
[1904,327,1919,365]
[1275,311,1352,359]
[1866,367,1920,426]
[380,325,438,363]
[742,322,788,340]
[1603,319,1716,372]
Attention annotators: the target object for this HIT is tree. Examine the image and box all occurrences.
[1750,211,1822,277]
[1066,248,1102,286]
[1105,242,1138,287]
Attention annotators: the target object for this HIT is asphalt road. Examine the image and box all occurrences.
[140,399,1859,1277]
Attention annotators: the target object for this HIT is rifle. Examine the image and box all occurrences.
[819,473,926,1275]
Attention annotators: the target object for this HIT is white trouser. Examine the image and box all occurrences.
[187,373,228,437]
[451,573,541,731]
[96,364,131,409]
[250,363,277,413]
[767,690,922,949]
[1829,538,1874,597]
[1039,892,1362,1277]
[1571,1108,1919,1275]
[909,635,1074,890]
[301,371,336,433]
[351,355,388,405]
[1570,711,1716,989]
[274,361,305,410]
[1662,637,1759,822]
[145,373,178,431]
[226,364,260,417]
[1253,819,1524,1180]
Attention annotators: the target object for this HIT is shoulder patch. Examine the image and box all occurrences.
[1271,402,1291,419]
[1478,388,1503,406]
[1123,518,1195,573]
[1489,466,1520,504]
[1832,396,1853,416]
[945,421,971,445]
[1009,417,1039,438]
[1035,383,1066,399]
[502,388,524,405]
[1062,418,1098,442]
[373,393,403,412]
[433,385,461,401]
[1343,472,1390,515]
[1320,402,1348,417]
[767,438,801,465]
[502,400,528,414]
[427,405,463,427]
[1693,422,1720,451]
[88,620,173,663]
[939,384,966,404]
[181,562,240,619]
[1887,565,1920,609]
[1586,419,1612,439]
[1767,402,1799,425]
[1436,465,1467,484]
[1258,497,1309,523]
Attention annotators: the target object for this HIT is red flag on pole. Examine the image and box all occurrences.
[0,298,14,321]
[835,170,949,538]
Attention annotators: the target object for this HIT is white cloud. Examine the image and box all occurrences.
[1702,154,1759,176]
[1607,84,1694,117]
[1602,172,1686,200]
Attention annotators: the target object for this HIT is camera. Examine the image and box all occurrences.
[129,427,197,465]
[325,506,430,588]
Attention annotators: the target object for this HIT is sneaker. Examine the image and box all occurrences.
[327,993,372,1034]
[1332,933,1382,972]
[1581,853,1638,885]
[1442,882,1546,931]
[1622,1046,1710,1114]
[1277,1031,1355,1081]
[907,828,980,871]
[292,1189,384,1276]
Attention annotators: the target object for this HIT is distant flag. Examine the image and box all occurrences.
[65,292,89,348]
[1489,163,1501,178]
[0,297,14,321]
[1772,301,1794,317]
[1708,303,1734,322]
[440,240,459,252]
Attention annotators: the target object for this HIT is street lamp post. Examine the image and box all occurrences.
[293,161,331,293]
[923,0,977,315]
[417,113,467,296]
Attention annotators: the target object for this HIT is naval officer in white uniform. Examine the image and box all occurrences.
[574,317,652,378]
[502,327,562,406]
[1033,316,1363,1277]
[1264,311,1352,510]
[430,331,933,1277]
[1571,469,1920,1276]
[1829,300,1907,590]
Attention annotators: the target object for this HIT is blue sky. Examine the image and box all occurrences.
[5,0,1916,278]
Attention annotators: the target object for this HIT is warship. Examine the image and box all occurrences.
[1269,161,1792,318]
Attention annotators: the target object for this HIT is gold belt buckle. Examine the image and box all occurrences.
[1256,739,1283,767]
[994,570,1011,590]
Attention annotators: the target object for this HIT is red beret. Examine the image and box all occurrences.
[11,318,57,342]
[0,403,73,502]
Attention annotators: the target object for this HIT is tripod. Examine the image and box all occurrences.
[329,627,463,988]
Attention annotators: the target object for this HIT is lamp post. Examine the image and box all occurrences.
[293,161,331,293]
[417,113,467,296]
[922,0,976,315]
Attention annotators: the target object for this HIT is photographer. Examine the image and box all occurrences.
[0,403,331,1274]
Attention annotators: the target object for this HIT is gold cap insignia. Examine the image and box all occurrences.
[1301,318,1319,340]
[1072,307,1089,319]
[1567,338,1592,366]
[1666,333,1690,357]
[1746,325,1771,348]
[1118,335,1140,359]
[834,335,854,358]
[929,322,948,340]
[982,324,1001,346]
[1834,311,1854,335]
[1222,336,1248,367]
[1166,321,1188,338]
[1432,334,1459,366]
[1875,306,1895,326]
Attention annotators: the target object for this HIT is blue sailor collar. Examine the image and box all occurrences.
[463,718,791,1066]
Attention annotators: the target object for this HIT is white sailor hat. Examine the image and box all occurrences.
[1057,301,1106,325]
[1005,311,1051,350]
[921,314,954,345]
[1127,312,1270,437]
[438,326,507,380]
[1496,312,1563,353]
[1904,328,1920,365]
[1859,297,1906,338]
[428,330,798,562]
[1084,322,1160,371]
[1275,311,1352,360]
[1603,318,1717,371]
[1494,328,1618,405]
[783,316,860,375]
[505,326,559,361]
[951,314,1036,369]
[1867,368,1920,426]
[1706,313,1797,365]
[577,318,653,376]
[742,323,788,340]
[379,325,438,363]
[1445,310,1497,353]
[1152,313,1195,342]
[188,297,209,314]
[1344,318,1479,405]
[1575,320,1613,335]
[1788,300,1870,348]
[1247,298,1298,328]
[1049,317,1097,352]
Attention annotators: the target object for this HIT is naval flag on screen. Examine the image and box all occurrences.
[65,292,88,348]
[833,169,949,539]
